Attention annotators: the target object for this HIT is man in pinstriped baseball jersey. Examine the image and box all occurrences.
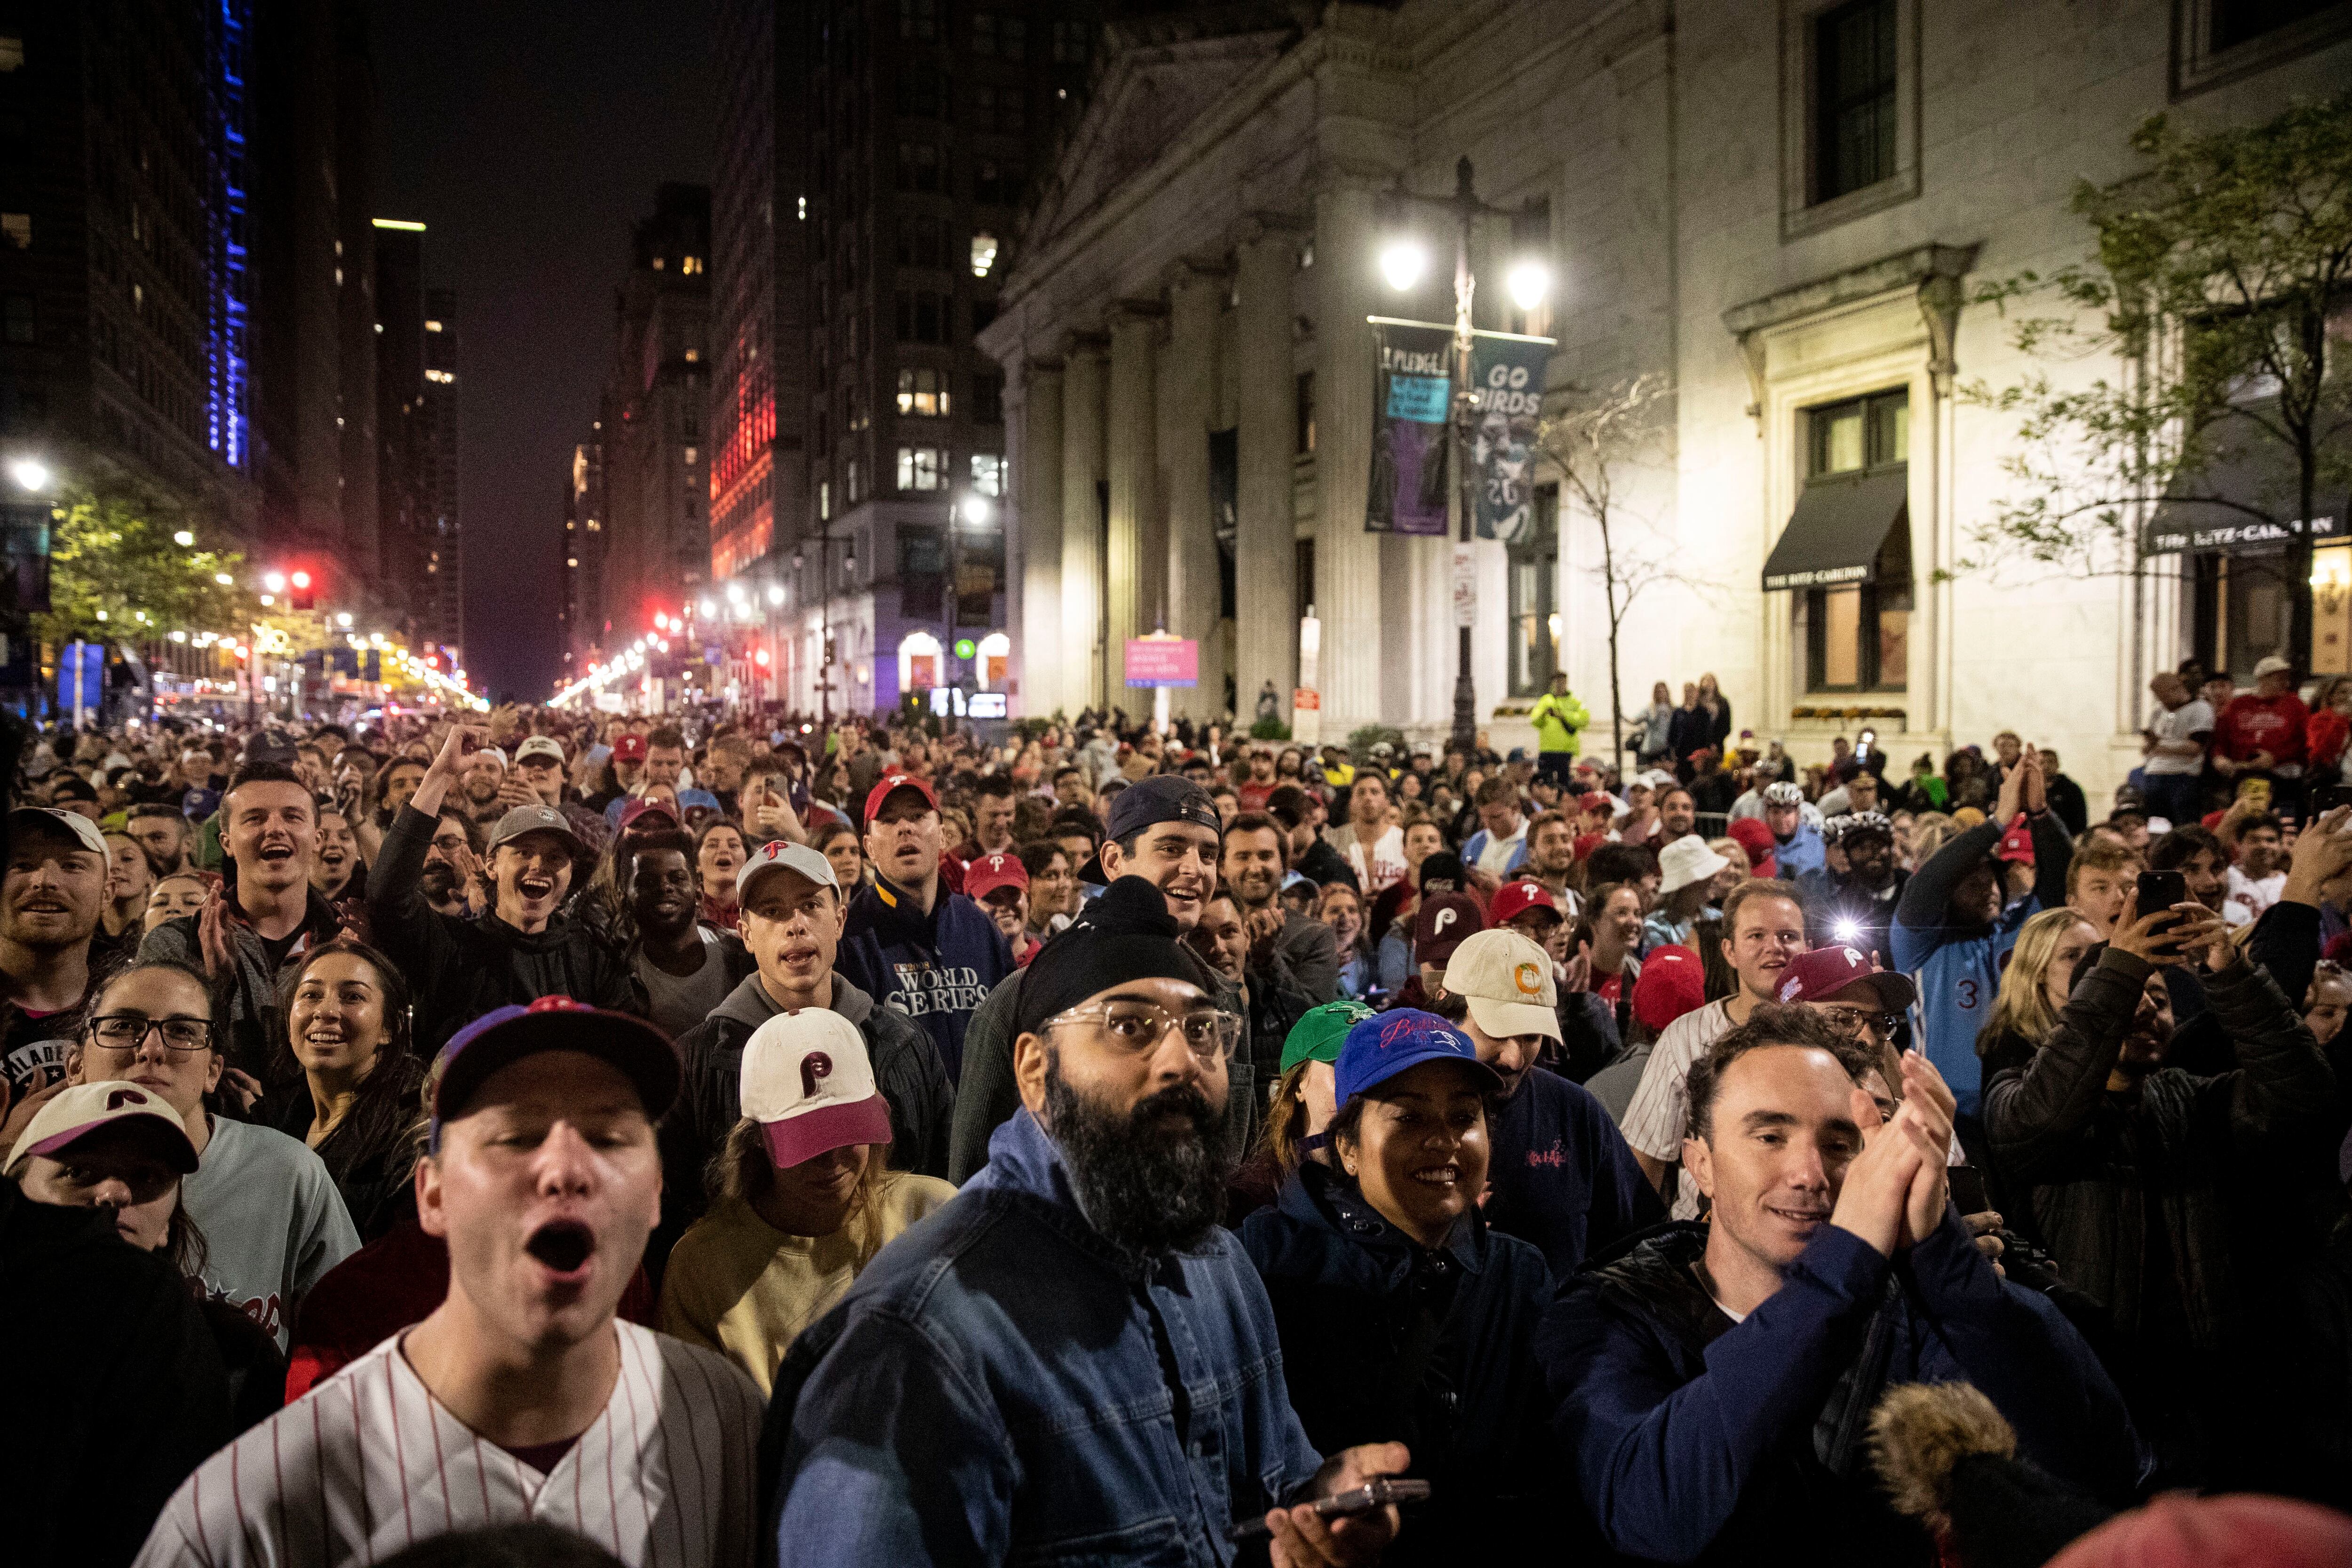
[135,998,764,1568]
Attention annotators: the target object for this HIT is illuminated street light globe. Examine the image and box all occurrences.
[1378,239,1427,293]
[960,494,993,527]
[263,572,287,593]
[1507,260,1551,312]
[6,457,50,492]
[173,530,196,547]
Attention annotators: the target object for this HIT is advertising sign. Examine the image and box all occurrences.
[1122,636,1198,688]
[1367,322,1454,535]
[1469,335,1549,542]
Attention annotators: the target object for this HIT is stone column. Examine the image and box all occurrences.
[1060,334,1108,711]
[1105,302,1163,711]
[1161,262,1225,721]
[1235,224,1301,726]
[1017,357,1064,718]
[1314,181,1384,736]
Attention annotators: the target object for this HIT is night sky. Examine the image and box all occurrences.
[370,0,717,700]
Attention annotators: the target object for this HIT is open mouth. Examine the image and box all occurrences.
[525,1219,596,1278]
[304,1025,347,1047]
[1410,1164,1462,1188]
[518,876,555,901]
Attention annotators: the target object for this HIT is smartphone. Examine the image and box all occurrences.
[2134,869,2186,923]
[1225,1479,1432,1543]
[2316,783,2352,816]
[1948,1165,1990,1216]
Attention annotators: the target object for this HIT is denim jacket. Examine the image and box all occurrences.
[762,1108,1326,1567]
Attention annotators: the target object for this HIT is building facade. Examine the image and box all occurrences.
[374,221,463,666]
[977,0,2352,793]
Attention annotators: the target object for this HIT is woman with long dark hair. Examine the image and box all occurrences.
[259,938,425,1241]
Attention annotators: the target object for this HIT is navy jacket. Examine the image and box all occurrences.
[1483,1067,1664,1277]
[1241,1163,1557,1565]
[1538,1216,2138,1565]
[837,871,1014,1083]
[762,1109,1326,1568]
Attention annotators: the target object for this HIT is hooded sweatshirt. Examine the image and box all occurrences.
[836,872,1014,1083]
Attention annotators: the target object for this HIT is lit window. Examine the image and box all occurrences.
[897,366,948,417]
[652,256,665,271]
[684,447,699,465]
[970,453,1003,497]
[0,213,30,249]
[897,446,946,491]
[820,480,831,519]
[847,461,862,503]
[970,232,998,278]
[683,348,698,361]
[567,557,579,567]
[425,368,454,383]
[797,195,807,220]
[0,36,24,71]
[425,320,443,332]
[333,267,343,286]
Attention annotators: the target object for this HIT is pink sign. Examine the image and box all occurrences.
[1123,637,1198,688]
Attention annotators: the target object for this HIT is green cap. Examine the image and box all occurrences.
[1280,1000,1377,1074]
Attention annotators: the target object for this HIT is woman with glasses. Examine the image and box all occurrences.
[69,958,358,1353]
[254,938,426,1242]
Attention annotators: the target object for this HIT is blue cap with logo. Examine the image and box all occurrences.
[1334,1007,1502,1106]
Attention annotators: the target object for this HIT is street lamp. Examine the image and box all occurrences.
[173,530,195,547]
[1380,156,1553,752]
[6,456,50,492]
[263,571,287,593]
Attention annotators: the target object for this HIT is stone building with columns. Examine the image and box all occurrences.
[978,0,2352,796]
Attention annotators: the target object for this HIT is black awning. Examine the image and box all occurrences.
[2142,450,2349,556]
[1762,469,1907,591]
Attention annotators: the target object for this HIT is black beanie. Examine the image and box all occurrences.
[1012,876,1214,1039]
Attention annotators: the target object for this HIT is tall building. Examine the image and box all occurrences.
[710,0,1103,712]
[373,220,462,666]
[601,183,711,645]
[559,431,607,679]
[0,1,260,532]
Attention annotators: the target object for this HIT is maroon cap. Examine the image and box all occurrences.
[964,851,1028,901]
[1412,892,1485,968]
[618,797,681,833]
[1996,813,2035,864]
[612,734,648,763]
[1631,945,1706,1034]
[863,771,939,824]
[1726,815,1777,871]
[1774,944,1917,1010]
[1488,880,1561,927]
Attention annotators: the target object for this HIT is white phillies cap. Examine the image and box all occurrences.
[739,1009,893,1169]
[513,735,567,766]
[1442,928,1562,1044]
[737,838,839,903]
[6,1080,198,1177]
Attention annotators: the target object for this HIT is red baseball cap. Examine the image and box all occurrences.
[863,771,939,824]
[1726,815,1777,871]
[2049,1492,2352,1568]
[1631,945,1706,1035]
[1773,944,1917,1011]
[1488,880,1562,927]
[1575,791,1614,816]
[618,797,680,833]
[1996,813,2035,864]
[1412,892,1485,968]
[612,734,647,763]
[964,851,1028,901]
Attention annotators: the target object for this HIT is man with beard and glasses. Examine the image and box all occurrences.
[766,876,1409,1568]
[135,998,764,1568]
[417,806,484,918]
[947,776,1254,1181]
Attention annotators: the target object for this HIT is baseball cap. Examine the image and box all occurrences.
[239,730,300,767]
[5,1080,198,1177]
[1996,814,2035,864]
[1488,880,1562,927]
[9,805,108,858]
[182,787,222,821]
[2111,785,2147,819]
[612,734,648,763]
[1575,791,1613,816]
[469,746,509,771]
[1659,834,1730,895]
[1631,946,1706,1035]
[676,788,723,814]
[2253,654,2294,678]
[1333,1008,1501,1106]
[1412,892,1485,969]
[1077,774,1222,883]
[863,771,939,824]
[1417,852,1466,895]
[2045,1492,2351,1568]
[965,851,1029,901]
[739,1008,895,1169]
[1774,944,1918,1011]
[1279,999,1377,1073]
[487,803,584,856]
[46,773,97,804]
[617,797,682,833]
[514,736,566,766]
[1443,928,1562,1044]
[1726,815,1777,873]
[1506,747,1529,764]
[428,996,681,1150]
[737,838,839,903]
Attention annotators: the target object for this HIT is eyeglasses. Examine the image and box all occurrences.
[87,1014,212,1053]
[1043,1000,1242,1062]
[1818,1007,1904,1040]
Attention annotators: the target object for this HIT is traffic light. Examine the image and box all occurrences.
[289,569,316,611]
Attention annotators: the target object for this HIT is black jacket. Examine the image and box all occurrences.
[366,803,638,1052]
[658,969,954,1269]
[141,881,346,1088]
[1240,1163,1557,1566]
[0,1179,231,1568]
[1982,947,2336,1353]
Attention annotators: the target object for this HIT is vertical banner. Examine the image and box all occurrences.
[1293,615,1323,748]
[1366,322,1454,536]
[1470,336,1549,542]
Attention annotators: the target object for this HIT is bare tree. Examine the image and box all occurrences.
[1535,374,1706,767]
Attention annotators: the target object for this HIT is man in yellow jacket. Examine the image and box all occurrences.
[1529,670,1589,788]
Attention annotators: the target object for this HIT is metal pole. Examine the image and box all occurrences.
[1449,155,1479,755]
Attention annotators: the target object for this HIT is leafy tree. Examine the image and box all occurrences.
[1960,94,2352,669]
[1535,373,1704,766]
[32,479,260,649]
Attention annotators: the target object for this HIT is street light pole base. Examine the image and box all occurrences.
[1450,625,1477,754]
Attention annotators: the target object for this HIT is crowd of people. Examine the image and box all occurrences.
[3,678,2349,1568]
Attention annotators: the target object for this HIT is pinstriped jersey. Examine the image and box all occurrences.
[133,1321,763,1568]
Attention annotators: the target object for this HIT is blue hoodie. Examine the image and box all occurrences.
[837,870,1015,1083]
[764,1110,1327,1568]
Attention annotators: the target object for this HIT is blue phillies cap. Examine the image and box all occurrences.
[1334,1008,1502,1107]
[427,996,681,1151]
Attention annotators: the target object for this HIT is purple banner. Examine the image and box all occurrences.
[1367,322,1454,535]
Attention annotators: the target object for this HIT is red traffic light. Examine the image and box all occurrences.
[755,648,771,668]
[289,570,312,590]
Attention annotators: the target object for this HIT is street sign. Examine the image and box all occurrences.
[1123,635,1198,688]
[1452,545,1477,627]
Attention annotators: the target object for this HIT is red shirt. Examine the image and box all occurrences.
[2217,691,2310,766]
[1236,780,1276,812]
